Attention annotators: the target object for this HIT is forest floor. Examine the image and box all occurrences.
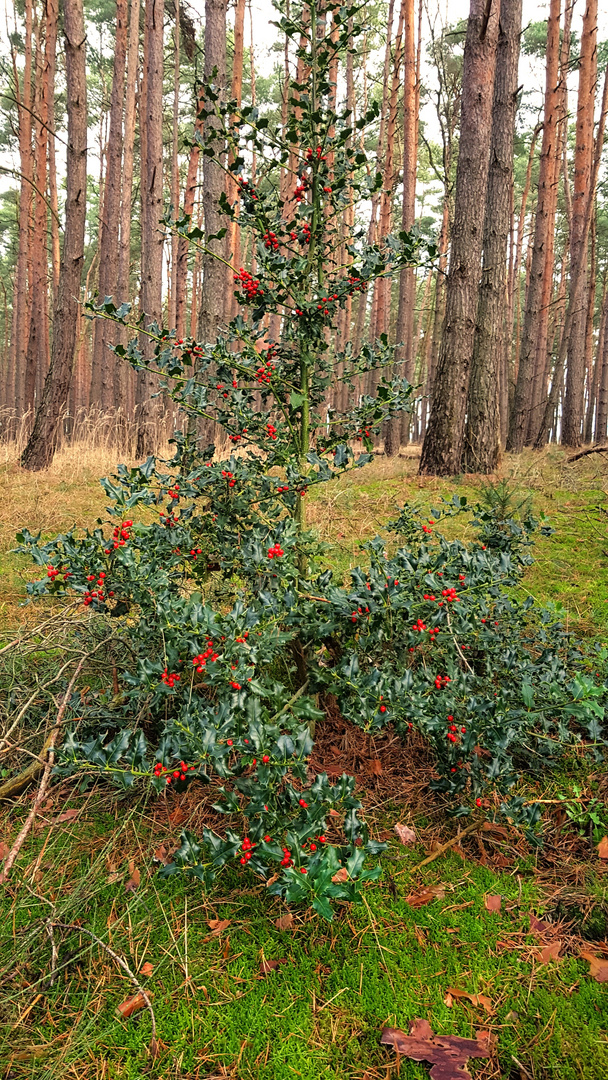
[2,443,608,1080]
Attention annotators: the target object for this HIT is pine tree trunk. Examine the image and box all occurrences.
[136,0,165,458]
[168,6,180,333]
[175,84,204,339]
[197,0,227,352]
[10,0,34,422]
[507,0,560,452]
[115,0,140,417]
[463,0,521,473]
[562,0,597,447]
[225,0,246,326]
[582,215,597,443]
[21,0,87,471]
[91,0,128,412]
[419,0,500,476]
[595,284,608,442]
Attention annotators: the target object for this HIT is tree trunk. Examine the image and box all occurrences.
[582,215,597,443]
[225,0,246,325]
[136,0,165,458]
[21,0,87,471]
[507,0,560,452]
[561,0,597,447]
[91,0,128,411]
[462,0,521,472]
[115,0,140,418]
[595,285,608,442]
[175,84,204,340]
[419,0,500,476]
[168,4,180,333]
[197,0,228,354]
[10,0,34,422]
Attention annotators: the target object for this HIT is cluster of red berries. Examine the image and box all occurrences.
[234,631,249,643]
[378,696,388,714]
[290,223,312,244]
[305,146,327,162]
[233,267,263,301]
[46,564,61,581]
[256,357,275,384]
[230,680,242,690]
[267,542,284,558]
[323,186,332,194]
[347,273,365,294]
[422,524,433,535]
[441,587,459,603]
[192,641,219,672]
[356,428,372,441]
[83,570,110,607]
[190,547,203,557]
[276,484,289,494]
[294,179,308,202]
[162,668,180,688]
[280,846,293,867]
[239,836,256,863]
[316,293,338,314]
[167,483,180,500]
[434,674,451,690]
[221,469,236,488]
[216,382,230,399]
[350,605,370,622]
[263,230,279,250]
[266,423,277,440]
[159,511,179,528]
[238,177,258,200]
[412,619,427,632]
[153,760,195,784]
[104,520,132,553]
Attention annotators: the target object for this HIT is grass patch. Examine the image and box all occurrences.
[2,444,608,1078]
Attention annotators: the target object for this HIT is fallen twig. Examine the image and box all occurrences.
[411,819,482,873]
[0,657,85,880]
[51,922,157,1056]
[568,444,608,462]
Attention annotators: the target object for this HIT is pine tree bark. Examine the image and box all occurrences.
[91,0,128,411]
[462,0,521,473]
[136,0,165,457]
[21,0,87,471]
[10,0,34,421]
[197,0,228,352]
[507,0,560,452]
[168,5,180,333]
[562,0,598,447]
[115,0,140,417]
[595,284,608,442]
[175,84,204,340]
[419,0,500,476]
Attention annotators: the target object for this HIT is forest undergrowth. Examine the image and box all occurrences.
[2,445,608,1080]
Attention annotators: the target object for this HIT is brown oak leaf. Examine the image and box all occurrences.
[207,918,231,934]
[484,894,501,913]
[139,962,154,977]
[275,913,294,931]
[405,884,445,908]
[536,940,562,964]
[381,1019,491,1080]
[125,860,140,893]
[260,957,287,976]
[445,987,494,1014]
[581,950,608,982]
[597,836,608,860]
[529,914,551,934]
[394,823,417,845]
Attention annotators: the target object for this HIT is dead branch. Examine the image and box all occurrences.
[410,819,482,872]
[0,657,85,879]
[568,444,608,462]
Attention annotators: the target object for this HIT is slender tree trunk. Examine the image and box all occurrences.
[167,5,180,334]
[197,0,228,351]
[562,0,597,446]
[595,285,608,442]
[463,0,521,472]
[582,214,597,443]
[136,0,165,457]
[11,0,34,421]
[507,0,560,451]
[226,0,246,326]
[24,11,51,414]
[21,0,87,470]
[115,0,140,415]
[175,84,204,339]
[419,0,501,476]
[46,0,60,303]
[91,0,128,411]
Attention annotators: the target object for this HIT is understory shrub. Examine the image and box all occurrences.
[16,0,607,916]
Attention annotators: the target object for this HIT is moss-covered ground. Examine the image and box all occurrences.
[2,444,608,1079]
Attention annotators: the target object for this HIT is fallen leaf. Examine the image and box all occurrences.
[529,914,550,934]
[0,842,9,861]
[381,1019,491,1080]
[152,843,172,866]
[581,950,608,983]
[168,806,187,826]
[265,872,280,888]
[328,808,341,819]
[367,758,383,776]
[445,987,494,1014]
[54,808,80,824]
[207,918,231,934]
[489,853,512,868]
[597,836,608,859]
[405,883,445,908]
[125,860,140,893]
[116,991,152,1019]
[140,962,154,977]
[394,823,417,845]
[484,894,501,913]
[259,957,287,976]
[275,913,294,931]
[536,940,562,964]
[332,867,349,883]
[481,821,510,840]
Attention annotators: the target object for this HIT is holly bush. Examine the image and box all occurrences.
[16,0,607,914]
